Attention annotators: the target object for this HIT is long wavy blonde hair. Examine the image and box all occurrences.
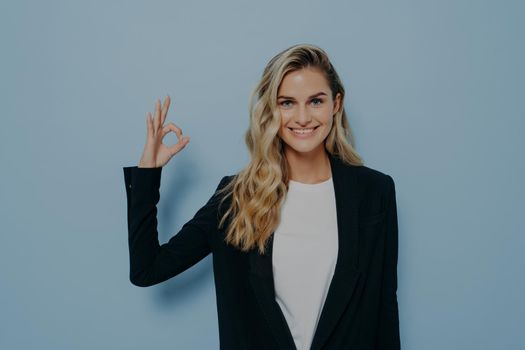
[216,43,364,255]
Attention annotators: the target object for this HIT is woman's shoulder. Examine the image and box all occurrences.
[343,161,391,182]
[350,163,395,197]
[218,174,237,187]
[355,164,392,181]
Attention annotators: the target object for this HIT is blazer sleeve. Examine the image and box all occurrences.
[123,166,230,287]
[376,175,401,349]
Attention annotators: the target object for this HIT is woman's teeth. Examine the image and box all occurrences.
[290,127,316,134]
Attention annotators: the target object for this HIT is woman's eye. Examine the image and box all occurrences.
[280,99,322,107]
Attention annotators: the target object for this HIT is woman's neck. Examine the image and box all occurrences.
[284,147,332,184]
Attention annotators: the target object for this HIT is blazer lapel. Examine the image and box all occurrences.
[248,232,297,350]
[248,153,363,350]
[309,154,362,350]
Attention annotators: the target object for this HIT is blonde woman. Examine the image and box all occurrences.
[123,43,400,350]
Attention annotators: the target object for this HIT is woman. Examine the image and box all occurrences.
[123,43,400,350]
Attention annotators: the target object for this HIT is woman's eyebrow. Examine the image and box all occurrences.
[277,92,327,100]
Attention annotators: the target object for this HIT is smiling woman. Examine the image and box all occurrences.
[276,68,341,162]
[123,43,400,350]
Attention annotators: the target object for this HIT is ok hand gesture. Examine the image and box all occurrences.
[138,95,190,168]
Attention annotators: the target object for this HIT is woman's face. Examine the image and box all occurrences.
[276,67,341,158]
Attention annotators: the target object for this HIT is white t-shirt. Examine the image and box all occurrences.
[272,176,339,350]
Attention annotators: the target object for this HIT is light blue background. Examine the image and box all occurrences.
[1,0,523,349]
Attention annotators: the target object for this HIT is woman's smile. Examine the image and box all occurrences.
[288,126,320,138]
[288,125,319,139]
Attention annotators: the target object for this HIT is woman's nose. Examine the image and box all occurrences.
[294,105,312,125]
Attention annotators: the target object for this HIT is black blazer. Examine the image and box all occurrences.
[123,152,400,350]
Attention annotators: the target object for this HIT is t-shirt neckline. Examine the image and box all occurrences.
[288,176,333,188]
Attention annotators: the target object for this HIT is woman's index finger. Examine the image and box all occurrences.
[161,95,171,125]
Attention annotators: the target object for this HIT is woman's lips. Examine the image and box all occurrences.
[288,126,319,138]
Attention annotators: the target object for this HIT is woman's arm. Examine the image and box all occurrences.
[123,165,229,287]
[375,175,401,349]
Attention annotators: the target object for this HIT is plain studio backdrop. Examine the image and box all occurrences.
[1,0,523,349]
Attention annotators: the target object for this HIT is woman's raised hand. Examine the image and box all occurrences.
[138,95,190,168]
